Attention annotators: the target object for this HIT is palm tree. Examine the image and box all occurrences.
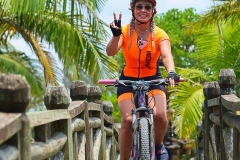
[185,0,240,93]
[0,0,118,88]
[170,0,240,140]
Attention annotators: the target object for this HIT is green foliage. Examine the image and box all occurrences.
[0,0,119,86]
[186,0,240,95]
[154,9,206,140]
[155,2,240,141]
[154,8,200,68]
[169,82,203,139]
[167,68,213,139]
[0,0,119,111]
[0,42,44,98]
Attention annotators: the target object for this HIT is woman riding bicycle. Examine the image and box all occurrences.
[106,0,179,159]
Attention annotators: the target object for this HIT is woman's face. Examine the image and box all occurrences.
[133,0,154,23]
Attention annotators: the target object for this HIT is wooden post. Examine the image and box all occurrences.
[70,80,88,160]
[203,81,220,160]
[0,73,31,159]
[0,73,30,113]
[102,100,114,160]
[87,86,102,104]
[70,80,88,101]
[44,86,72,160]
[18,113,31,160]
[87,86,102,160]
[233,130,239,160]
[218,69,236,160]
[44,86,70,110]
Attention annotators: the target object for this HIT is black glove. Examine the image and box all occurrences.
[110,20,122,37]
[167,70,180,81]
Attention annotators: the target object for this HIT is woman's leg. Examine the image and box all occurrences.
[148,95,169,159]
[148,95,168,145]
[118,99,135,160]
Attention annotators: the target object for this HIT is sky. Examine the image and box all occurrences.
[11,0,215,54]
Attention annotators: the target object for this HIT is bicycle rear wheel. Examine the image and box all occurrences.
[139,118,151,159]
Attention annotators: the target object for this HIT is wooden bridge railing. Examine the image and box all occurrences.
[0,74,120,160]
[196,69,240,160]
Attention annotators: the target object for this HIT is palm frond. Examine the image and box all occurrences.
[185,1,240,31]
[0,51,44,97]
[1,0,115,85]
[0,19,61,85]
[169,82,204,139]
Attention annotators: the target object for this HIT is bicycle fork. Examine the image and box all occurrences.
[131,108,155,160]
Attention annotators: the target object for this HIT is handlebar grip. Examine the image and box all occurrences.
[98,79,116,84]
[179,78,184,82]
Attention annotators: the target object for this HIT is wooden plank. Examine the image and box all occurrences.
[101,132,106,160]
[89,117,101,129]
[0,112,22,145]
[102,113,114,124]
[221,94,240,112]
[64,119,74,160]
[71,118,85,133]
[26,110,70,127]
[73,132,78,160]
[85,104,93,160]
[77,132,86,160]
[99,105,104,160]
[88,102,101,111]
[18,113,31,160]
[30,132,67,160]
[68,101,87,118]
[203,100,210,160]
[233,128,239,160]
[93,129,102,160]
[209,113,220,126]
[207,97,220,107]
[104,127,113,136]
[223,112,240,132]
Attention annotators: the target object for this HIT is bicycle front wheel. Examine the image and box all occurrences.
[139,118,151,159]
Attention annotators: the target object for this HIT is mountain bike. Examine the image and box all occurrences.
[99,78,183,159]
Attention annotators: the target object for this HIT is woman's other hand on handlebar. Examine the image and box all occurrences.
[167,70,180,87]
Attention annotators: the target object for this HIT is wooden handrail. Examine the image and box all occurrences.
[196,69,240,160]
[0,76,120,160]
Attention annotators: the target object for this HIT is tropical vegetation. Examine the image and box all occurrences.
[156,0,240,140]
[0,0,118,109]
[0,0,239,147]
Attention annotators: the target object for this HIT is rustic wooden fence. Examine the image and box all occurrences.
[196,68,240,160]
[0,74,120,160]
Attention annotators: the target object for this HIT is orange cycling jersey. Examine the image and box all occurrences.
[121,24,170,78]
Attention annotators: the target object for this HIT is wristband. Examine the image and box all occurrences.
[168,70,176,73]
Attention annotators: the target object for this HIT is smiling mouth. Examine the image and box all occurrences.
[139,15,147,18]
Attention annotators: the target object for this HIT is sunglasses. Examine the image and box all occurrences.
[135,5,153,12]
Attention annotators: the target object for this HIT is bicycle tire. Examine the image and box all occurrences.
[139,118,151,159]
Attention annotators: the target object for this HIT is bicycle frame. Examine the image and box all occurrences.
[98,78,184,160]
[131,81,155,159]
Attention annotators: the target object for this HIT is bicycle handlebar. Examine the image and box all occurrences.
[98,78,184,86]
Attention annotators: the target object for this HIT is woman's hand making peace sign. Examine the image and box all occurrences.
[110,12,122,37]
